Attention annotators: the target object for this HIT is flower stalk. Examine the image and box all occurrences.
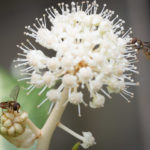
[57,123,96,149]
[58,122,85,141]
[36,88,68,150]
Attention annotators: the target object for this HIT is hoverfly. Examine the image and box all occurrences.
[0,86,21,112]
[130,37,150,60]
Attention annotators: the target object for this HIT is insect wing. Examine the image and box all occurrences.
[0,102,9,109]
[0,97,11,102]
[9,86,20,101]
[144,42,150,48]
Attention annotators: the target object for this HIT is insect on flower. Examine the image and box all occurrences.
[130,37,150,60]
[0,86,21,113]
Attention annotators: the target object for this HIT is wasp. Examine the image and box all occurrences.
[0,86,21,112]
[130,37,150,60]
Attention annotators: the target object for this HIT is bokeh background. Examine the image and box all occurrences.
[0,0,150,150]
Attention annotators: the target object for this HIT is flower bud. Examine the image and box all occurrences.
[43,71,56,87]
[47,57,60,71]
[62,74,77,88]
[3,119,12,128]
[8,126,15,136]
[0,126,7,134]
[78,67,93,83]
[1,115,7,124]
[90,94,105,108]
[46,90,61,102]
[69,92,83,105]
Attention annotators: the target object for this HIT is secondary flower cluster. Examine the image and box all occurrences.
[14,1,138,116]
[0,110,41,148]
[0,111,27,136]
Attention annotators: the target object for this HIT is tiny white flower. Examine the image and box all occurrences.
[30,72,44,88]
[62,74,77,88]
[47,57,60,71]
[26,50,47,69]
[43,71,56,88]
[77,67,93,84]
[37,89,61,114]
[69,92,84,105]
[107,77,125,94]
[36,28,57,49]
[91,53,105,66]
[14,41,47,72]
[81,132,96,149]
[90,93,105,108]
[46,90,61,103]
[68,92,87,117]
[61,54,74,70]
[89,77,103,93]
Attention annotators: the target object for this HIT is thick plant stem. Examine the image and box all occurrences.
[36,88,68,150]
[26,119,41,138]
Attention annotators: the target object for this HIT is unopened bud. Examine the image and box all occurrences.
[8,126,15,136]
[0,126,7,134]
[14,123,24,134]
[3,119,12,128]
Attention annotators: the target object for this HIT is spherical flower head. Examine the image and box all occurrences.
[16,1,138,115]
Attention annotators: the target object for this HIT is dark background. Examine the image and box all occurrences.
[0,0,150,150]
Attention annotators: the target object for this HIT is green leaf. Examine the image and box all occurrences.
[72,142,81,150]
[0,68,50,150]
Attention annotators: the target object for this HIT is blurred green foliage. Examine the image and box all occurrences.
[72,142,81,150]
[0,68,50,150]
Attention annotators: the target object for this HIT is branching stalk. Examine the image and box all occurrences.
[57,122,84,141]
[36,88,68,150]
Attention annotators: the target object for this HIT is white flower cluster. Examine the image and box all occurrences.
[15,1,138,116]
